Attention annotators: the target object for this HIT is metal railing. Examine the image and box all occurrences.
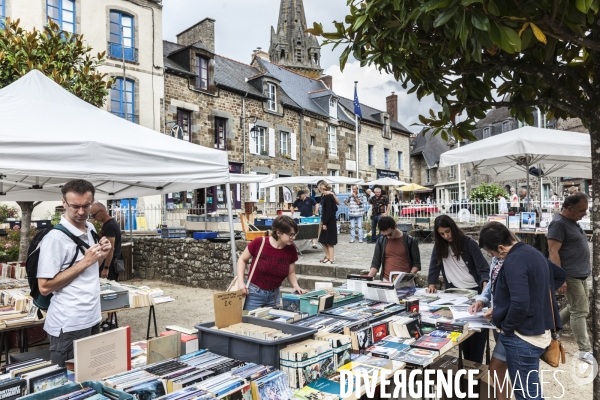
[107,42,138,63]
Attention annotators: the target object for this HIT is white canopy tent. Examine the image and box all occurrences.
[364,177,408,186]
[439,126,592,205]
[0,70,242,272]
[260,175,363,188]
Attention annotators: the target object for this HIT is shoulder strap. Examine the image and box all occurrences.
[53,224,94,267]
[246,237,267,288]
[548,286,557,332]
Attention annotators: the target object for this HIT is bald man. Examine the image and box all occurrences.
[90,203,122,281]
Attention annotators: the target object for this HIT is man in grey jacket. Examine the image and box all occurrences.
[368,216,421,280]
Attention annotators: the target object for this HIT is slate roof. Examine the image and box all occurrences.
[410,129,449,168]
[475,107,512,127]
[337,97,411,134]
[214,55,264,98]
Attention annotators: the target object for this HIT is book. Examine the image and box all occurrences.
[29,367,68,394]
[73,326,131,382]
[0,379,26,400]
[487,215,507,226]
[436,319,470,333]
[165,325,196,335]
[147,332,181,364]
[411,335,453,355]
[508,215,520,230]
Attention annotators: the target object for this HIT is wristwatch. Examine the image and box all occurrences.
[103,266,109,270]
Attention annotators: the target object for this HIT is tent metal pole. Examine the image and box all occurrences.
[204,188,208,232]
[225,182,238,276]
[526,161,531,211]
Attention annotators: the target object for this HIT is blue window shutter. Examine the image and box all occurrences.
[111,78,135,123]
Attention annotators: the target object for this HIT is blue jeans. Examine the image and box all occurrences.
[499,333,546,400]
[243,283,280,311]
[349,216,363,241]
[371,215,382,242]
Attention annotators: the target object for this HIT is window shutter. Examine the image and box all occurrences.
[249,124,257,154]
[290,132,297,160]
[269,187,277,202]
[268,128,276,157]
[249,171,258,201]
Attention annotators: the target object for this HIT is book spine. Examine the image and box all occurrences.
[126,326,131,370]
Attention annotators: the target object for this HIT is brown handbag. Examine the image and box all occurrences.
[226,237,266,307]
[540,287,566,367]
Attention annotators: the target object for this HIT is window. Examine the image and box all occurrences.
[368,145,374,166]
[502,121,510,132]
[329,97,338,119]
[425,169,431,184]
[176,109,191,141]
[449,165,455,178]
[215,117,227,149]
[348,144,354,160]
[347,171,354,192]
[254,126,267,155]
[257,173,268,201]
[398,151,403,170]
[383,117,391,139]
[329,169,339,193]
[310,136,315,146]
[383,148,390,169]
[279,131,289,156]
[110,78,136,123]
[109,11,135,62]
[483,127,491,138]
[267,83,277,111]
[196,56,208,90]
[328,125,337,155]
[47,0,75,33]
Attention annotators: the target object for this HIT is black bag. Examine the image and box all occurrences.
[26,224,99,311]
[112,254,125,274]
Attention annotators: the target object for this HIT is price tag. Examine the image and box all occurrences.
[214,290,244,328]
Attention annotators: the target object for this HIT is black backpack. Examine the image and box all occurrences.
[26,224,99,311]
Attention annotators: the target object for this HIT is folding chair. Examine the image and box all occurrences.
[414,217,433,243]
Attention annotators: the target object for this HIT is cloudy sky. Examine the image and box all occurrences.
[163,0,440,132]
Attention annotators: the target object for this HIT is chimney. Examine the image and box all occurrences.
[386,92,398,120]
[251,47,270,62]
[319,75,333,90]
[176,18,215,53]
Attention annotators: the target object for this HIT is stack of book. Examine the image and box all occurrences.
[248,307,306,323]
[279,339,335,389]
[314,332,352,368]
[101,281,171,308]
[0,263,26,280]
[0,358,68,397]
[430,329,464,342]
[436,319,470,333]
[216,322,292,341]
[0,277,28,290]
[365,336,415,359]
[385,313,422,339]
[292,315,357,333]
[154,387,213,400]
[321,300,405,322]
[343,321,373,354]
[346,274,373,293]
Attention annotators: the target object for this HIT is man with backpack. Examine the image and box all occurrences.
[36,180,111,366]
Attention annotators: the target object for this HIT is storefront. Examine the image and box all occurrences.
[435,181,466,204]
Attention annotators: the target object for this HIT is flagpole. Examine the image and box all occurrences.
[354,81,359,178]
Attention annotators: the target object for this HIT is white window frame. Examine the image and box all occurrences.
[328,125,337,155]
[267,83,277,112]
[279,131,289,156]
[502,121,510,132]
[398,151,403,170]
[483,127,491,138]
[257,172,268,201]
[329,169,339,193]
[425,169,431,184]
[329,97,338,119]
[254,126,267,155]
[449,165,455,178]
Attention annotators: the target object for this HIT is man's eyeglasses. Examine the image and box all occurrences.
[383,231,395,238]
[64,200,92,212]
[89,210,101,219]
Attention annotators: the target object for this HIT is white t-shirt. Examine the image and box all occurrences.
[510,193,519,207]
[442,248,477,288]
[37,216,101,336]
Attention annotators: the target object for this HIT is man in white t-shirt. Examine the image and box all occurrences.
[37,179,111,366]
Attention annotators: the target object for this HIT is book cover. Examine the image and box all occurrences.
[0,379,26,400]
[411,336,453,353]
[520,212,536,231]
[507,215,520,230]
[487,215,507,226]
[371,323,388,343]
[126,379,166,400]
[147,332,181,364]
[29,367,68,393]
[73,326,131,382]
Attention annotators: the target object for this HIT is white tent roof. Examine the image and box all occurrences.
[260,175,363,188]
[364,177,408,186]
[229,174,275,184]
[439,126,591,180]
[0,70,230,201]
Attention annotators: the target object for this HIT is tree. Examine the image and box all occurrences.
[0,18,112,260]
[312,0,600,395]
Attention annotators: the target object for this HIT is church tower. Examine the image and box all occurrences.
[269,0,323,79]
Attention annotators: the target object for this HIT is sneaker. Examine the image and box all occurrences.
[359,240,363,243]
[579,351,595,364]
[312,244,318,249]
[350,240,355,243]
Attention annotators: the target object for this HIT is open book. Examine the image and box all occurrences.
[389,272,416,288]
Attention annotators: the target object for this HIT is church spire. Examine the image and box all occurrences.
[269,0,323,79]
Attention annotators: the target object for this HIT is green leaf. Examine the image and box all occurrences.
[353,15,368,31]
[576,0,593,13]
[501,26,521,52]
[487,0,501,16]
[461,0,482,5]
[471,10,490,31]
[423,0,452,12]
[434,7,458,28]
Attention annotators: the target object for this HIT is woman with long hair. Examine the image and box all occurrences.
[236,216,307,311]
[426,214,490,363]
[317,181,338,264]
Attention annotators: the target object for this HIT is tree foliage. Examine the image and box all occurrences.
[469,182,507,201]
[310,0,600,140]
[0,18,112,106]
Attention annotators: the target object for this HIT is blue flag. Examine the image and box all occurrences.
[353,87,363,119]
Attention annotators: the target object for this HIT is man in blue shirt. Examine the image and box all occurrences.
[291,191,318,248]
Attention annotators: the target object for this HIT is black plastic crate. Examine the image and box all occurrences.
[195,316,316,367]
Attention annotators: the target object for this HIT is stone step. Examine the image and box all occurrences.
[294,262,368,279]
[281,274,346,290]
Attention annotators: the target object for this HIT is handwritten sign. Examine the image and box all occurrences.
[214,290,244,328]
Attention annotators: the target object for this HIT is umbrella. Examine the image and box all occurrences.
[364,177,408,186]
[398,183,429,191]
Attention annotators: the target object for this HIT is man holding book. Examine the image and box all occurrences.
[368,217,421,280]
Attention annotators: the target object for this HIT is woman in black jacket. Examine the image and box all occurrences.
[318,182,338,264]
[426,215,490,363]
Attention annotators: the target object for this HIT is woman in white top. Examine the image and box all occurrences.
[426,215,490,363]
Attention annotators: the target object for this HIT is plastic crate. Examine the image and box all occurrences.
[300,290,364,316]
[195,316,316,367]
[253,219,266,226]
[281,290,327,313]
[193,231,218,240]
[100,288,130,311]
[21,381,133,399]
[161,227,186,238]
[300,217,320,224]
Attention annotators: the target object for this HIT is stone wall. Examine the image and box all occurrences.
[132,237,243,290]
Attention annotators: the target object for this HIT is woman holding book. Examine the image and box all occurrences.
[426,214,490,363]
[478,222,564,400]
[236,216,308,311]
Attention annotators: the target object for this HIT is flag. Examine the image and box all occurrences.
[353,87,363,119]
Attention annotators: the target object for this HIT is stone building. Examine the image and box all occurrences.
[1,0,164,219]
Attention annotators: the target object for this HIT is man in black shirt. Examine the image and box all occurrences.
[291,190,316,217]
[90,203,122,281]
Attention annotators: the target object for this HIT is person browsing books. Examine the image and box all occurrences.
[368,216,421,281]
[426,214,490,363]
[478,222,562,400]
[236,216,307,311]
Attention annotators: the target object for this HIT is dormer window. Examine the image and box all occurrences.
[483,127,491,138]
[267,83,277,112]
[502,121,511,132]
[196,56,208,90]
[329,97,337,119]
